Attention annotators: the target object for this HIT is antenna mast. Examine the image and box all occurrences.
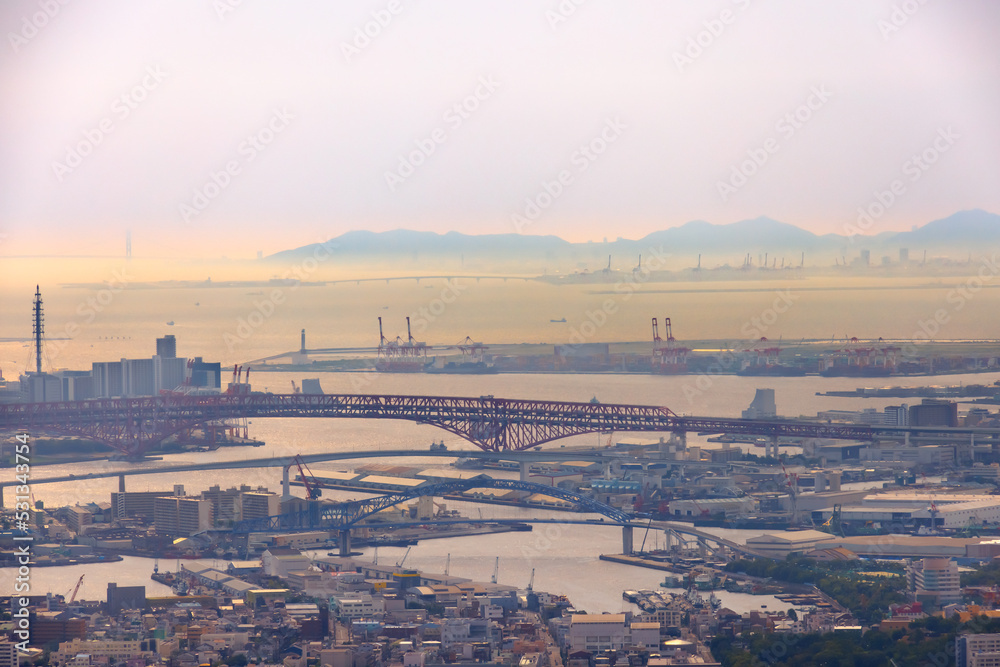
[32,285,44,373]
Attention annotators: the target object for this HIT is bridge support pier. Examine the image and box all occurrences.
[118,475,126,492]
[338,530,351,557]
[697,537,708,558]
[282,466,291,500]
[622,526,633,555]
[768,436,779,459]
[663,531,672,550]
[519,462,530,483]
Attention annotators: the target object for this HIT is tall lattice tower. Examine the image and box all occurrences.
[32,285,43,373]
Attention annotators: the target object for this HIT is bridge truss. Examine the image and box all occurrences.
[231,476,633,533]
[0,392,883,457]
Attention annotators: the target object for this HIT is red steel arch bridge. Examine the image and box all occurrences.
[0,391,963,458]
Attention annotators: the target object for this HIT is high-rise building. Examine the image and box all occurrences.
[907,557,961,608]
[241,490,281,521]
[65,506,93,533]
[957,633,1000,666]
[190,357,222,389]
[18,373,62,403]
[107,583,146,614]
[910,399,959,427]
[153,355,187,393]
[122,358,155,397]
[111,490,175,520]
[0,641,18,667]
[156,334,177,358]
[199,485,279,525]
[153,496,213,536]
[884,404,909,426]
[92,361,124,398]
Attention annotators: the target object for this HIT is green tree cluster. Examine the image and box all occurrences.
[724,557,907,624]
[712,615,1000,666]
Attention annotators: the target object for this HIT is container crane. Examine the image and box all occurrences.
[397,546,412,568]
[527,568,535,591]
[491,556,499,584]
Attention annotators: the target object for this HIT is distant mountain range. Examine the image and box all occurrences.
[268,209,999,269]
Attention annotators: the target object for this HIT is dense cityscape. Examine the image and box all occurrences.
[8,280,1000,666]
[4,2,1000,666]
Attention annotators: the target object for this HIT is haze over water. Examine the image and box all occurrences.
[3,258,1000,375]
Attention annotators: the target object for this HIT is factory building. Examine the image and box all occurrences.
[744,530,836,558]
[665,497,758,519]
[815,500,1000,529]
[813,492,1000,529]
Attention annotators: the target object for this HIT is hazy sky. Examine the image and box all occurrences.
[2,0,998,258]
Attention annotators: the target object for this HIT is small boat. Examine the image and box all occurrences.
[166,321,174,326]
[550,318,567,323]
